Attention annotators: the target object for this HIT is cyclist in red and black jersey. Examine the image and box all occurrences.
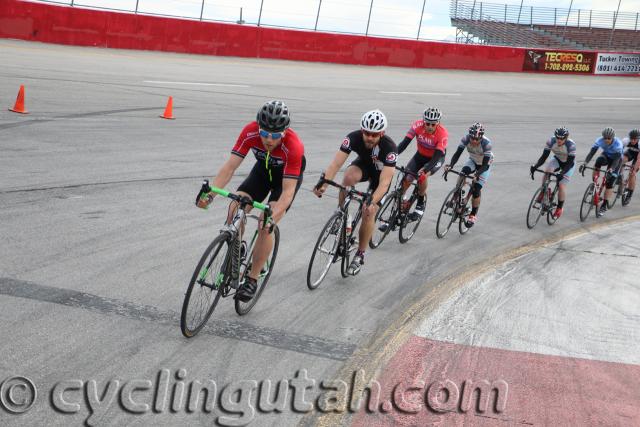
[314,110,397,276]
[396,107,448,221]
[197,100,305,301]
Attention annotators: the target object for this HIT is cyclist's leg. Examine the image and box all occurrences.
[471,161,490,216]
[402,152,425,195]
[602,156,618,206]
[557,161,575,208]
[342,159,366,207]
[235,162,270,228]
[357,175,380,252]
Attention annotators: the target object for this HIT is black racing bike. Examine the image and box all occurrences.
[436,168,474,238]
[307,174,371,289]
[370,165,423,248]
[181,181,279,337]
[526,168,561,229]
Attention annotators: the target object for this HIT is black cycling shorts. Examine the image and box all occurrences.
[237,157,305,210]
[624,149,638,164]
[349,157,382,192]
[594,154,621,171]
[405,151,444,177]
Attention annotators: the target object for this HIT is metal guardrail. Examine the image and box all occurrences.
[450,0,640,50]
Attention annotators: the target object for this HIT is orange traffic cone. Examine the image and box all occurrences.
[9,85,28,114]
[160,96,175,119]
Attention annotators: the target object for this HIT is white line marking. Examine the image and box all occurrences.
[380,91,461,96]
[582,97,640,101]
[143,80,250,88]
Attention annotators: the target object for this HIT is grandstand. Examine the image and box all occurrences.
[450,0,640,51]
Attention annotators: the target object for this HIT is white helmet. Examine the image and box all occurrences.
[423,107,442,122]
[361,109,388,132]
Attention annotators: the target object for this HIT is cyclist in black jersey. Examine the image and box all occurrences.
[622,129,639,204]
[314,110,397,276]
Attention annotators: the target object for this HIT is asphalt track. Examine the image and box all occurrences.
[0,39,639,426]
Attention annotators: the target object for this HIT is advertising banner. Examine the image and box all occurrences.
[594,53,640,75]
[523,49,596,74]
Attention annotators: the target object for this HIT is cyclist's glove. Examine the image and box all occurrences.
[529,165,536,179]
[555,172,564,181]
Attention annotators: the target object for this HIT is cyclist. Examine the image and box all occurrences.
[579,127,624,217]
[529,127,577,219]
[396,107,448,221]
[313,110,397,276]
[621,128,639,205]
[196,100,305,301]
[444,122,494,228]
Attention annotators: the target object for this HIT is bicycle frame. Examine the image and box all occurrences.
[527,168,560,228]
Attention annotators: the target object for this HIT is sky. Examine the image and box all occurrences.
[46,0,640,40]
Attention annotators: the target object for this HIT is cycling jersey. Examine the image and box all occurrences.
[623,137,639,163]
[459,135,494,165]
[340,130,398,172]
[232,121,304,180]
[592,137,624,158]
[403,120,448,157]
[545,137,577,163]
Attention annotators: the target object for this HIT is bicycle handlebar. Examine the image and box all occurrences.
[315,173,372,203]
[198,180,273,219]
[530,168,560,181]
[443,168,473,182]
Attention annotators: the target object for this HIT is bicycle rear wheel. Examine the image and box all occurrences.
[526,187,544,229]
[579,183,595,222]
[459,195,472,235]
[436,188,457,239]
[235,226,280,315]
[399,191,423,243]
[181,232,230,337]
[307,211,343,290]
[370,193,397,249]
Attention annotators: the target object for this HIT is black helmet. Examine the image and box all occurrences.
[602,127,615,139]
[629,129,640,139]
[468,122,485,139]
[257,100,290,132]
[554,126,569,139]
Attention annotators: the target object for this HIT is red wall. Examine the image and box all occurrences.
[0,0,531,73]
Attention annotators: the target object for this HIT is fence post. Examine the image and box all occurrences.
[516,0,523,24]
[479,2,483,21]
[237,7,245,24]
[365,0,374,36]
[589,9,592,28]
[417,0,426,39]
[636,12,639,31]
[70,0,74,6]
[470,0,476,20]
[563,0,573,39]
[258,0,264,26]
[504,4,507,45]
[315,0,322,30]
[134,0,139,14]
[200,0,205,21]
[554,8,556,26]
[578,9,580,28]
[609,0,622,48]
[530,6,532,26]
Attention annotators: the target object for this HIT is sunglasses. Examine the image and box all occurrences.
[470,135,481,141]
[556,136,566,140]
[362,130,382,138]
[259,129,284,139]
[424,122,438,127]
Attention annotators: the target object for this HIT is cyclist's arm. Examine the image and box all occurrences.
[372,165,395,205]
[397,136,413,155]
[211,154,244,192]
[533,148,551,169]
[323,150,349,181]
[270,178,297,223]
[422,149,444,173]
[448,146,464,167]
[584,147,598,164]
[476,155,491,175]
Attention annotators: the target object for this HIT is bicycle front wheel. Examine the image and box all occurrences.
[181,233,230,338]
[526,187,544,229]
[399,192,423,243]
[370,193,397,249]
[579,183,595,222]
[459,195,472,235]
[235,226,280,315]
[436,188,457,239]
[307,212,343,290]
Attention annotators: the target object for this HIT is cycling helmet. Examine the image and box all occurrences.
[602,127,615,139]
[629,129,640,139]
[468,122,485,139]
[423,107,442,122]
[257,100,290,132]
[360,109,388,132]
[554,126,569,139]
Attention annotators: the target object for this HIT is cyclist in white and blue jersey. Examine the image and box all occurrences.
[530,127,577,219]
[445,122,493,227]
[579,127,624,216]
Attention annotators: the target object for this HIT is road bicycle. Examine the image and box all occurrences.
[526,168,561,229]
[370,165,423,248]
[436,168,474,238]
[307,174,371,290]
[181,180,279,337]
[579,165,617,221]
